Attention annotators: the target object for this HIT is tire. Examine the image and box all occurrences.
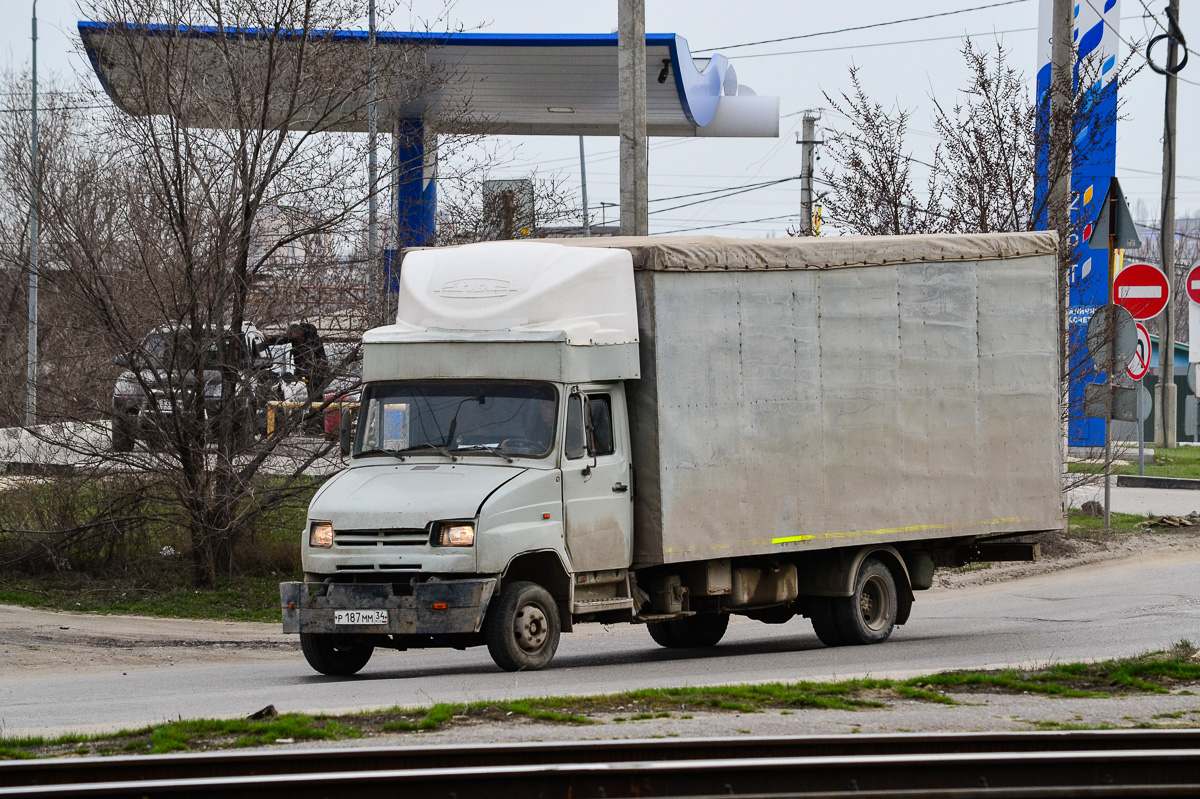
[745,605,795,625]
[831,557,898,645]
[646,613,729,648]
[299,633,374,676]
[484,581,561,671]
[808,596,850,647]
[111,416,135,453]
[646,620,683,648]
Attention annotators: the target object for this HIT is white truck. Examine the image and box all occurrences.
[281,233,1063,674]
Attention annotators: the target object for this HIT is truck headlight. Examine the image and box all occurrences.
[436,523,475,547]
[309,522,334,548]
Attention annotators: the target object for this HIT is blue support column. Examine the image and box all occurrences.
[386,118,436,295]
[1034,0,1122,449]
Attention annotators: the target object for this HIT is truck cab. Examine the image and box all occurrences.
[282,242,640,673]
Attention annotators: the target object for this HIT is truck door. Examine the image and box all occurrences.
[560,387,634,572]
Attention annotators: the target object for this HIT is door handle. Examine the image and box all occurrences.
[612,482,629,493]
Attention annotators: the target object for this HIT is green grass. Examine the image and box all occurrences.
[1069,444,1200,479]
[7,644,1197,759]
[0,574,292,623]
[1066,508,1156,534]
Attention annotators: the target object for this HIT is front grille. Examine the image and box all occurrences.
[335,528,430,547]
[335,563,422,571]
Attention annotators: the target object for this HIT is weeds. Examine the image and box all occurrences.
[6,644,1197,760]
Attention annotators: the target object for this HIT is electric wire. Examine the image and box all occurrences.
[692,1,1030,54]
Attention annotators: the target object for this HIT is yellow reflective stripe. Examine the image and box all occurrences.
[770,516,1035,546]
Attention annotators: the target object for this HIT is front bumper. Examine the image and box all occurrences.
[280,578,496,635]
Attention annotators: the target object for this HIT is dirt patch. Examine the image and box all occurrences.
[932,528,1200,590]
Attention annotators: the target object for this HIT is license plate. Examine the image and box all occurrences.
[334,610,388,626]
[157,399,172,413]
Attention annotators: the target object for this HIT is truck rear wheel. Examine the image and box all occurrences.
[299,633,374,676]
[646,613,729,648]
[833,557,898,645]
[485,581,561,671]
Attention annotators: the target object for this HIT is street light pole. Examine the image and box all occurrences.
[26,0,38,428]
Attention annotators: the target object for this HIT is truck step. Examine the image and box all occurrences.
[572,597,635,614]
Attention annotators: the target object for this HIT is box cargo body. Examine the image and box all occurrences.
[282,232,1062,676]
[587,235,1063,567]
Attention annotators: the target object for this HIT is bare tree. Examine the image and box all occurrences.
[0,0,493,587]
[817,68,950,236]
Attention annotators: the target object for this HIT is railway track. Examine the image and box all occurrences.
[2,730,1198,797]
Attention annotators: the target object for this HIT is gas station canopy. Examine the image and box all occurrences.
[79,24,779,137]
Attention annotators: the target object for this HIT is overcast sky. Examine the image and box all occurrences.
[3,0,1196,237]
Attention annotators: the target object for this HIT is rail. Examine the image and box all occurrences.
[1,730,1198,797]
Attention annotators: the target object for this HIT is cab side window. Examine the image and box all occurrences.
[565,394,587,460]
[588,394,614,456]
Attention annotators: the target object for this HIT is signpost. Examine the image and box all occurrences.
[1128,321,1152,475]
[1086,177,1144,528]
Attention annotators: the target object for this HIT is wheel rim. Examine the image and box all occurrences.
[859,575,890,631]
[513,602,549,653]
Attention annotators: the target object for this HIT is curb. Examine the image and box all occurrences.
[1115,475,1200,490]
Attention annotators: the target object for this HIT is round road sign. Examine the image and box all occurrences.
[1126,322,1151,381]
[1113,262,1170,320]
[1187,263,1200,305]
[1086,305,1136,371]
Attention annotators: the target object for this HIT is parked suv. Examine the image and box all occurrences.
[110,321,298,451]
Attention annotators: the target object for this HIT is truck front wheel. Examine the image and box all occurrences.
[299,633,374,676]
[485,581,561,671]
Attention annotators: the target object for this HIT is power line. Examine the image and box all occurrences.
[653,213,797,236]
[693,1,1030,54]
[1080,0,1200,86]
[649,175,800,205]
[729,26,1037,61]
[649,176,802,215]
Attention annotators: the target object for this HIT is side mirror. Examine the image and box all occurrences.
[339,407,353,457]
[114,352,132,369]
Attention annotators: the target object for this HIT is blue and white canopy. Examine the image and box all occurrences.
[79,24,778,137]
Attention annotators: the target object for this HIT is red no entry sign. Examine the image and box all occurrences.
[1187,263,1200,305]
[1113,262,1170,320]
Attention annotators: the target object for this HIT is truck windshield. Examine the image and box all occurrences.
[355,382,558,459]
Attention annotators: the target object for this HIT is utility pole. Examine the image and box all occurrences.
[618,0,647,236]
[26,0,38,428]
[797,109,821,236]
[579,136,591,236]
[1049,0,1073,381]
[1153,0,1182,448]
[366,0,381,328]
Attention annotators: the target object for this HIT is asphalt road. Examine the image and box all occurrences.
[3,548,1199,736]
[1068,483,1200,517]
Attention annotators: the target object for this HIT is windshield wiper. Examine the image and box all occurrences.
[395,442,458,461]
[354,448,407,462]
[454,444,514,463]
